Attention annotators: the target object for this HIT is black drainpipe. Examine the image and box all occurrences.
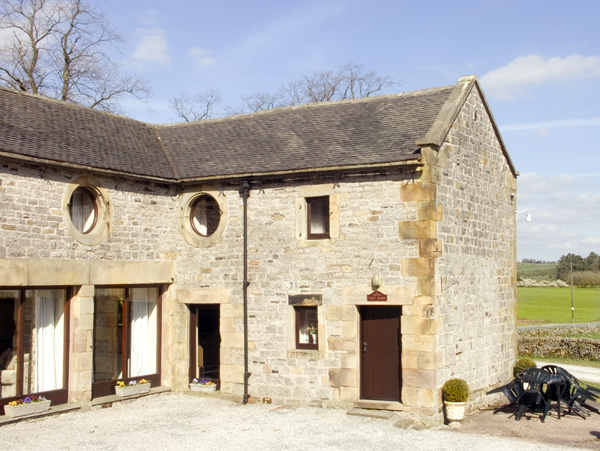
[240,181,251,404]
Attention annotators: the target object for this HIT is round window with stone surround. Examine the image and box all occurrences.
[69,187,98,234]
[62,176,112,245]
[178,187,227,248]
[190,194,221,237]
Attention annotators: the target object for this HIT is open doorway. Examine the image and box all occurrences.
[189,305,220,384]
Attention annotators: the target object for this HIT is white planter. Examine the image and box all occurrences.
[444,401,466,427]
[115,383,151,397]
[4,400,51,418]
[190,384,216,393]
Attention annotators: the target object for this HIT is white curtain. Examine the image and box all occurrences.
[35,290,64,392]
[129,288,158,377]
[193,198,208,235]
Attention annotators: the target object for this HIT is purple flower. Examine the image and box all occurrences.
[129,380,137,386]
[23,397,32,403]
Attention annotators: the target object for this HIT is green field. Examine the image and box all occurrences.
[517,262,557,281]
[518,287,600,323]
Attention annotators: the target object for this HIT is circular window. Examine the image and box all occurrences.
[62,176,112,246]
[69,187,98,234]
[190,195,221,237]
[178,187,227,248]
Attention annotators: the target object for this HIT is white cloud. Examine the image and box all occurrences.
[502,117,600,132]
[190,47,216,67]
[481,54,600,101]
[133,28,171,66]
[227,1,344,65]
[517,172,600,260]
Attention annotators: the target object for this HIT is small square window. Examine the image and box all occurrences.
[306,196,329,240]
[295,306,318,350]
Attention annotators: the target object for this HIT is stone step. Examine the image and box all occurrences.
[347,408,394,419]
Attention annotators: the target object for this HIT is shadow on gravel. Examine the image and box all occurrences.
[454,402,600,449]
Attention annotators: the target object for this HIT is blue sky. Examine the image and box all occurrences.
[101,0,600,262]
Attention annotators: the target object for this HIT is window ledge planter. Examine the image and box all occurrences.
[4,400,51,418]
[115,382,151,397]
[190,384,217,393]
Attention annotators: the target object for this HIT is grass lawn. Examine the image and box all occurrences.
[518,287,600,323]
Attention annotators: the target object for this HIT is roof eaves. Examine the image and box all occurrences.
[0,151,178,183]
[175,159,423,184]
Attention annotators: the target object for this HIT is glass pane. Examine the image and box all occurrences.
[94,288,125,382]
[33,290,65,392]
[297,308,318,345]
[0,290,19,399]
[309,197,329,235]
[129,287,158,377]
[191,195,220,237]
[70,188,96,233]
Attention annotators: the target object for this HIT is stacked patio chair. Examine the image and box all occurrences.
[542,365,600,419]
[513,367,552,422]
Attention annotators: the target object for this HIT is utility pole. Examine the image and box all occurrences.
[570,261,575,325]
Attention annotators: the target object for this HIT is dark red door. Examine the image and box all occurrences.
[360,306,401,401]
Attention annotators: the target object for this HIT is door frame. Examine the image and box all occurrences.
[188,304,221,386]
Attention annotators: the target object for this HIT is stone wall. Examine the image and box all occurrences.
[518,337,600,360]
[434,87,517,408]
[0,161,178,261]
[178,174,422,406]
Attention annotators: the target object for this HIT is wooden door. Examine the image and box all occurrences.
[360,306,401,401]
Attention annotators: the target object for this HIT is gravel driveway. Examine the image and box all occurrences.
[0,393,587,450]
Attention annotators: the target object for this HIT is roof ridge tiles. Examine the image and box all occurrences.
[156,84,457,128]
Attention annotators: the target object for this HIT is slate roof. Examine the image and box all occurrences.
[0,83,459,182]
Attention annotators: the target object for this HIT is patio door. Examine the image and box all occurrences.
[0,288,70,412]
[92,287,161,398]
[189,305,220,383]
[360,306,401,401]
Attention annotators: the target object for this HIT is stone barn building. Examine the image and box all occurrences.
[0,75,517,425]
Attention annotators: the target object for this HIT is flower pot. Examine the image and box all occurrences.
[115,383,151,397]
[4,400,51,418]
[444,401,466,427]
[190,384,216,393]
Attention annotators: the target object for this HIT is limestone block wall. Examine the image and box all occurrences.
[0,161,182,400]
[434,88,517,405]
[0,162,179,261]
[173,173,422,407]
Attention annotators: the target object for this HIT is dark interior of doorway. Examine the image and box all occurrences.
[189,305,220,384]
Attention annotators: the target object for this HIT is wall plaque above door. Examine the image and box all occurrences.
[367,291,387,302]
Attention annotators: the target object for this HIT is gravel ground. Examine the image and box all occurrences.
[0,393,586,451]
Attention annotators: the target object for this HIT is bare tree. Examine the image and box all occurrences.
[0,0,150,112]
[173,63,399,118]
[170,89,222,122]
[240,63,399,112]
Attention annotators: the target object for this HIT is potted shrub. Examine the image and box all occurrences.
[513,358,536,377]
[190,378,217,393]
[442,378,469,427]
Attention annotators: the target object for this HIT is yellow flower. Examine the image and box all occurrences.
[140,379,148,384]
[8,401,18,406]
[116,381,125,387]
